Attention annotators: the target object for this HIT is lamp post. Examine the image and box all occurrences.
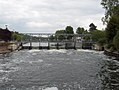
[5,25,8,29]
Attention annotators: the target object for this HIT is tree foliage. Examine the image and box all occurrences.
[65,26,74,34]
[113,31,119,52]
[76,27,85,34]
[91,30,106,42]
[101,0,119,23]
[12,32,23,41]
[106,15,119,43]
[89,23,97,32]
[49,35,55,41]
[55,26,74,40]
[98,38,107,46]
[55,30,66,40]
[65,26,74,39]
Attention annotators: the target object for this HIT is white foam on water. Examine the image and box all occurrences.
[47,49,67,53]
[29,59,43,64]
[107,69,119,73]
[38,59,43,62]
[77,49,95,52]
[28,49,41,53]
[32,53,37,55]
[43,87,58,90]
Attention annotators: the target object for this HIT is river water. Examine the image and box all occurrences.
[0,49,119,90]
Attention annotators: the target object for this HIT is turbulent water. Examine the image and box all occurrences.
[0,49,119,90]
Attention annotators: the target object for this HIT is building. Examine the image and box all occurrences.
[0,27,12,41]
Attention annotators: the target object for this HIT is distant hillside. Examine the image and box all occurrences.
[0,28,12,41]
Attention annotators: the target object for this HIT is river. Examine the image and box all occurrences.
[0,49,119,90]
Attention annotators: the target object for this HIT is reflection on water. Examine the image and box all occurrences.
[0,50,119,90]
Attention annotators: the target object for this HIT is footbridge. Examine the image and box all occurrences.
[20,33,95,50]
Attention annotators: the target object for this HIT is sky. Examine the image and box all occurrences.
[0,0,105,33]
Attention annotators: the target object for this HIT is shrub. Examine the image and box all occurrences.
[97,38,106,46]
[113,31,119,52]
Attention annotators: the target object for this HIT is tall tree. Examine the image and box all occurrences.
[76,27,85,34]
[106,15,119,43]
[101,0,119,23]
[89,23,97,32]
[65,26,74,39]
[65,26,74,34]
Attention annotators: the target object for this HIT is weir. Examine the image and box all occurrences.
[21,33,95,50]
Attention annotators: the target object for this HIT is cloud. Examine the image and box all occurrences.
[26,21,52,28]
[0,0,105,33]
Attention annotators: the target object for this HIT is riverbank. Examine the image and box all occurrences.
[0,42,19,54]
[104,49,119,59]
[0,46,11,54]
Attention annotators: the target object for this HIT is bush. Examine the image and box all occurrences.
[97,38,106,46]
[91,30,105,42]
[110,46,116,52]
[113,31,119,52]
[106,43,114,49]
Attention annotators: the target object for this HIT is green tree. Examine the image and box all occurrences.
[76,27,85,34]
[55,30,66,40]
[12,32,22,41]
[65,26,74,39]
[106,14,119,43]
[113,31,119,52]
[101,0,119,23]
[91,30,106,42]
[89,23,97,32]
[49,35,55,41]
[65,26,74,34]
[98,38,107,47]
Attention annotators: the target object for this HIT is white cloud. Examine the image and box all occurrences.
[0,0,105,33]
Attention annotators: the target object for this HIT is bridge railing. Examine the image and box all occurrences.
[20,33,96,49]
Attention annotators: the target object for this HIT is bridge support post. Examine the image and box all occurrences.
[74,35,76,50]
[56,43,59,50]
[29,38,32,50]
[48,35,50,50]
[56,36,59,49]
[65,35,68,49]
[39,34,42,49]
[89,36,92,49]
[81,36,84,49]
[39,36,41,49]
